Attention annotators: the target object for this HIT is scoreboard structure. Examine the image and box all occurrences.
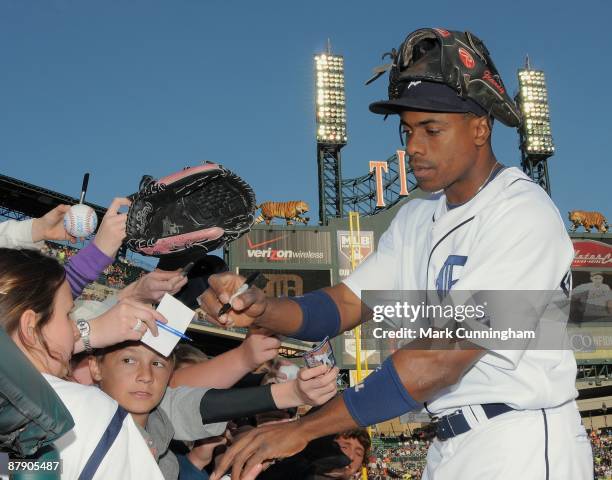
[228,225,335,296]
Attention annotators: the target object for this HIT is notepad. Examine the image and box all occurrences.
[141,293,194,357]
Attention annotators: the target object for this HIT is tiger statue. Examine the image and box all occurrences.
[568,210,609,233]
[254,201,310,225]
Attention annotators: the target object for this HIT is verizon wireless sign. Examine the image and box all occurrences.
[231,229,332,265]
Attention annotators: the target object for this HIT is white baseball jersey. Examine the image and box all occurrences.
[344,166,577,416]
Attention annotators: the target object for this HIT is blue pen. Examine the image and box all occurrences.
[155,320,193,342]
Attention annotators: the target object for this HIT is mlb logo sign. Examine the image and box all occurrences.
[338,232,373,262]
[337,230,374,279]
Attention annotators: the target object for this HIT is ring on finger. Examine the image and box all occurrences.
[133,318,143,332]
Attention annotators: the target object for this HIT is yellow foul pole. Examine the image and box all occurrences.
[349,212,369,480]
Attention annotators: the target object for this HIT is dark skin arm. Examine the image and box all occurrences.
[198,272,363,334]
[201,273,484,479]
[210,346,485,480]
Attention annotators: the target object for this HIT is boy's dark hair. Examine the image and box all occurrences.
[337,428,371,465]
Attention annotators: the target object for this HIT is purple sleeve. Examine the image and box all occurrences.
[64,242,113,298]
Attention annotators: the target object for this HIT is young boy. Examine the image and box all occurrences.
[90,341,338,480]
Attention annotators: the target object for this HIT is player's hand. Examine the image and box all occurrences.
[211,421,309,480]
[93,197,131,258]
[293,364,339,406]
[31,204,76,243]
[239,333,281,370]
[85,298,168,349]
[118,269,188,303]
[198,272,268,328]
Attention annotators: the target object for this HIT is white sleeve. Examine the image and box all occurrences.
[159,386,226,441]
[453,186,574,369]
[0,219,42,249]
[458,192,573,291]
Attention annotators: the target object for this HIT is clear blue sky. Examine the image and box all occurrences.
[1,0,610,233]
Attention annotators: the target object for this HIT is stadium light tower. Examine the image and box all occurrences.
[315,40,347,225]
[516,57,555,195]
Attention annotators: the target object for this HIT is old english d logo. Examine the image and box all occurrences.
[436,255,468,298]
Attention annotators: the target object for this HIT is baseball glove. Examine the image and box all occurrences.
[367,28,521,127]
[125,162,256,257]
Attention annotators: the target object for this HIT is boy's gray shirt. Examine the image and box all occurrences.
[159,386,227,441]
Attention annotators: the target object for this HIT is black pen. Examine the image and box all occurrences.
[218,272,261,316]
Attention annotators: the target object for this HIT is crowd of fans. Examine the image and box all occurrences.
[102,258,146,288]
[0,205,366,480]
[363,429,611,479]
[41,241,77,263]
[43,241,147,290]
[366,438,428,479]
[592,429,612,480]
[0,205,609,480]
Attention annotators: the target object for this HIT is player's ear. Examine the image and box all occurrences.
[473,115,491,147]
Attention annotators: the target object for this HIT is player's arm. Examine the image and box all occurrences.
[211,345,484,480]
[199,273,363,340]
[200,206,402,341]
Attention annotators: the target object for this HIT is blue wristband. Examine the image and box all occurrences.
[343,357,421,427]
[290,290,341,341]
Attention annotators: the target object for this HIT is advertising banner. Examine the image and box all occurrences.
[232,229,331,265]
[336,230,374,280]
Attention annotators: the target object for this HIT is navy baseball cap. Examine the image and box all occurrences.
[369,80,488,117]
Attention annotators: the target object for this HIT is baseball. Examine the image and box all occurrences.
[63,204,98,237]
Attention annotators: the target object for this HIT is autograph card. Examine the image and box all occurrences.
[303,336,336,368]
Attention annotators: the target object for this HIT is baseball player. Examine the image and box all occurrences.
[201,28,593,479]
[572,271,612,321]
